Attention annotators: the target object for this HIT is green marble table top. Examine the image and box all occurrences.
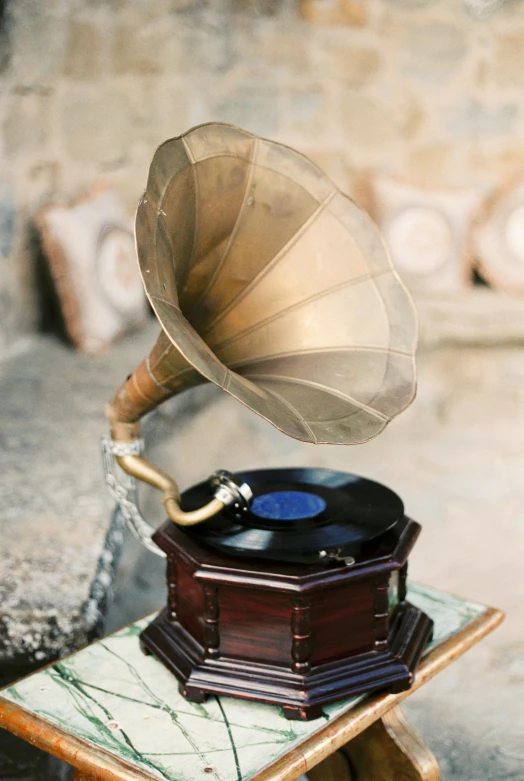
[0,584,487,781]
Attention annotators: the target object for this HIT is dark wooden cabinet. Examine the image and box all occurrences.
[140,516,433,720]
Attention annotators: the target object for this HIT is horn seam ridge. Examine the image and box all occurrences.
[181,136,196,165]
[229,344,413,371]
[260,385,317,443]
[148,296,410,427]
[245,374,390,423]
[180,136,200,289]
[211,265,391,355]
[130,372,161,405]
[146,356,173,393]
[200,188,337,337]
[186,137,259,315]
[173,146,331,196]
[159,367,198,385]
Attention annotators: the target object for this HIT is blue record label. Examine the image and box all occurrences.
[251,490,327,521]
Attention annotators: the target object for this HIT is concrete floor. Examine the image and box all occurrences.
[105,343,524,781]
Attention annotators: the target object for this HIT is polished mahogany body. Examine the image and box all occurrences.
[140,516,433,720]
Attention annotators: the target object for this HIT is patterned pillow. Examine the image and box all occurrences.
[358,172,483,294]
[472,175,524,295]
[37,187,149,353]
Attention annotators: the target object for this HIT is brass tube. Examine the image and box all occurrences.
[163,495,225,526]
[114,450,226,527]
[115,454,180,497]
[106,333,226,528]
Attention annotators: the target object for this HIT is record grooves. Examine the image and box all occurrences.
[181,467,404,564]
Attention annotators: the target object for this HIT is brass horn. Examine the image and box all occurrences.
[104,123,417,539]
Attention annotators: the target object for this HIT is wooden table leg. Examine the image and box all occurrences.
[341,706,441,781]
[307,749,353,781]
[73,771,96,781]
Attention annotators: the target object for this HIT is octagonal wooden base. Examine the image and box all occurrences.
[140,516,433,720]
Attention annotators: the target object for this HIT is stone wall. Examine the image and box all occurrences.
[1,0,524,355]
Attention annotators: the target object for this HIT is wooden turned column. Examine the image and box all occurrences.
[291,598,312,674]
[203,585,220,659]
[399,563,408,602]
[373,577,390,652]
[167,559,177,621]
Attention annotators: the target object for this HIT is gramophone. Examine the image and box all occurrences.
[102,123,433,721]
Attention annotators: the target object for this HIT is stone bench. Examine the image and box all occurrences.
[0,320,224,680]
[1,328,151,683]
[0,323,168,778]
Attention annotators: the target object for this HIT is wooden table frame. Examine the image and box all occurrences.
[0,607,503,781]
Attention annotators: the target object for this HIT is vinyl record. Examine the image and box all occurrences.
[180,468,403,564]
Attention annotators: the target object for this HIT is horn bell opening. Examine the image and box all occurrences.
[135,122,417,445]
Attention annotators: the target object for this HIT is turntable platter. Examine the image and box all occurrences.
[180,468,403,564]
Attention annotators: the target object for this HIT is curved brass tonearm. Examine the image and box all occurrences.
[112,443,225,527]
[105,368,252,530]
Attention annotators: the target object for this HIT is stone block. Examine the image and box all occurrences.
[180,20,236,73]
[399,20,467,82]
[342,92,391,149]
[9,1,66,84]
[284,87,326,134]
[495,143,524,181]
[406,143,453,186]
[0,24,11,74]
[326,44,382,86]
[112,22,163,76]
[416,290,524,349]
[446,99,517,136]
[256,32,310,73]
[494,31,524,87]
[227,0,280,14]
[3,93,49,158]
[144,85,190,145]
[24,161,62,209]
[299,0,367,27]
[64,21,102,81]
[60,87,133,164]
[0,181,16,259]
[213,86,279,137]
[111,0,168,10]
[399,90,425,141]
[0,179,16,359]
[341,90,424,149]
[170,0,212,10]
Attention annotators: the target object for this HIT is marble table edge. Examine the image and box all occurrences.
[0,599,504,781]
[249,606,505,781]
